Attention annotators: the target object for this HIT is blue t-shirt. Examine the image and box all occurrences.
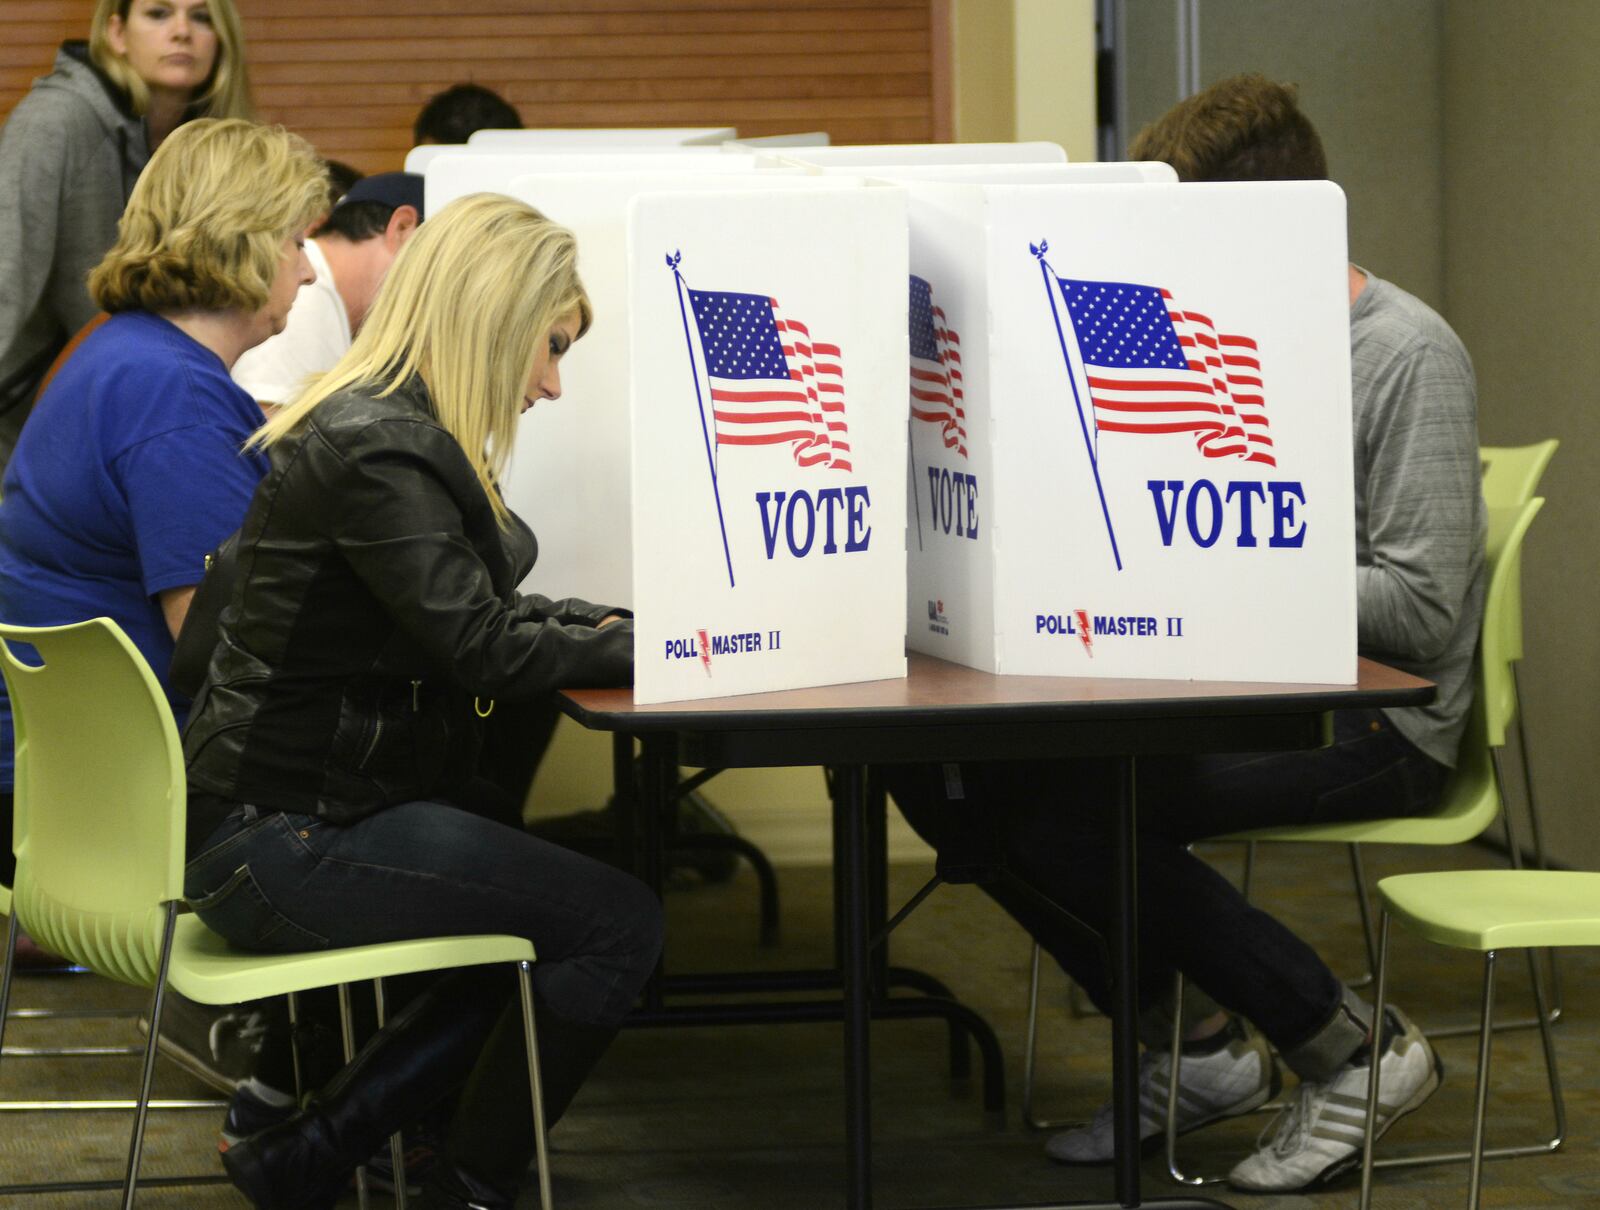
[0,310,270,789]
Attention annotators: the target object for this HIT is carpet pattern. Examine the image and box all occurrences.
[0,838,1592,1208]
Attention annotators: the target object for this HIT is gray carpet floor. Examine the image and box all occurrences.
[1,839,1593,1208]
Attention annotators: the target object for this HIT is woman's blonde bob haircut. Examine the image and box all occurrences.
[89,0,256,122]
[254,194,593,525]
[89,118,328,315]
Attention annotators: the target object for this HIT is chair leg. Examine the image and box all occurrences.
[1510,663,1564,1022]
[1492,748,1561,1035]
[287,990,305,1102]
[1164,971,1221,1187]
[1361,925,1564,1184]
[1346,843,1378,988]
[1021,943,1066,1130]
[339,984,372,1210]
[1358,911,1391,1210]
[122,901,178,1209]
[1020,942,1089,1130]
[375,977,407,1209]
[517,960,554,1210]
[0,908,17,1072]
[1162,970,1239,1187]
[1465,951,1497,1210]
[1523,944,1567,1156]
[1239,840,1257,901]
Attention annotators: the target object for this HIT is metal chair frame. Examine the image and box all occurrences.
[0,619,554,1208]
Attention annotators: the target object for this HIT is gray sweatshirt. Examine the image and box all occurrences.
[1351,270,1486,767]
[0,43,150,471]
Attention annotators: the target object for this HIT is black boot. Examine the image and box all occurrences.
[419,1000,619,1207]
[223,966,514,1210]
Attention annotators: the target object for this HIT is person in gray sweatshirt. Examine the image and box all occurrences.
[0,0,255,472]
[881,73,1486,1194]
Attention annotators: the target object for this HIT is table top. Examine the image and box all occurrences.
[560,653,1433,735]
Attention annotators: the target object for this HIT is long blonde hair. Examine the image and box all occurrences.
[89,0,256,121]
[254,194,593,524]
[90,119,327,313]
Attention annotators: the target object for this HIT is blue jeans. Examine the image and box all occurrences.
[881,708,1449,1080]
[185,800,663,1029]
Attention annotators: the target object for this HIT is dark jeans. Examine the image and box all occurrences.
[185,800,663,1029]
[880,708,1449,1081]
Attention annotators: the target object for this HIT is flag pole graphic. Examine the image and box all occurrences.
[907,416,923,550]
[669,252,736,589]
[1032,240,1122,571]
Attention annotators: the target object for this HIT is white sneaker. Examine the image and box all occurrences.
[1045,1020,1279,1164]
[1228,1006,1443,1192]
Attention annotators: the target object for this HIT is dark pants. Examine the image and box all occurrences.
[880,708,1448,1081]
[185,800,662,1029]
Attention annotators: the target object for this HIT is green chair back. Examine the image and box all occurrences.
[0,619,186,987]
[1480,440,1557,664]
[1480,441,1557,511]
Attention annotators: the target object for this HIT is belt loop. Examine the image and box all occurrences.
[241,803,259,822]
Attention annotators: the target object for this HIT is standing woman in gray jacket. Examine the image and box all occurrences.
[0,0,254,470]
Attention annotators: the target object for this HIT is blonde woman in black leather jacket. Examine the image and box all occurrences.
[183,194,662,1210]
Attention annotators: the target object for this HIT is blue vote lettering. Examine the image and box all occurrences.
[926,467,979,540]
[756,487,872,558]
[1146,479,1308,549]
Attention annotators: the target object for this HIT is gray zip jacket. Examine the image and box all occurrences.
[0,43,149,471]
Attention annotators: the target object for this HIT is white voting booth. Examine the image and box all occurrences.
[422,152,759,214]
[776,141,1067,168]
[468,127,737,148]
[902,179,1355,685]
[835,162,1177,185]
[627,187,909,704]
[496,168,835,608]
[419,146,908,704]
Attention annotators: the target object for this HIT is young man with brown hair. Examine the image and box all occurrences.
[884,73,1484,1192]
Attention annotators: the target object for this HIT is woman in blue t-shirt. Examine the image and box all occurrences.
[0,117,327,897]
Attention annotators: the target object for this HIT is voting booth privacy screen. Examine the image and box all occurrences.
[497,170,835,608]
[906,180,1357,685]
[628,187,910,704]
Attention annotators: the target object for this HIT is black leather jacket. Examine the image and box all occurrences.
[183,378,632,824]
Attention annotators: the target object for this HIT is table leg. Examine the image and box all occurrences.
[1111,755,1140,1208]
[836,764,873,1210]
[638,733,675,1013]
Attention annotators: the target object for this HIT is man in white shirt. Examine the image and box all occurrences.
[232,172,424,407]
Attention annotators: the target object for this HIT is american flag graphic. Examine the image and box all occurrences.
[687,287,850,471]
[908,275,966,457]
[1055,277,1274,467]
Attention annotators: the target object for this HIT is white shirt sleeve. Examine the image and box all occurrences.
[231,241,352,408]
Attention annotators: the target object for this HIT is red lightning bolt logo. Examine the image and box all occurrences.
[696,628,712,675]
[1074,610,1093,658]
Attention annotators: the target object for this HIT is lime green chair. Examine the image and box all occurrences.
[1358,869,1571,1209]
[1479,441,1561,1008]
[1,701,211,1110]
[1236,440,1559,985]
[0,619,555,1209]
[1160,497,1557,1188]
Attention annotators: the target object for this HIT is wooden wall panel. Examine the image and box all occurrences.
[4,1,945,174]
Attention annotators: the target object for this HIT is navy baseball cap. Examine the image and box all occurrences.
[335,172,426,220]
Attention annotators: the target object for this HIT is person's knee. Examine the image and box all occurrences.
[603,869,665,980]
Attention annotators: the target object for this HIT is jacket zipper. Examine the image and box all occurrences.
[358,714,384,768]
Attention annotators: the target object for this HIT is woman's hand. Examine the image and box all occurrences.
[597,614,625,629]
